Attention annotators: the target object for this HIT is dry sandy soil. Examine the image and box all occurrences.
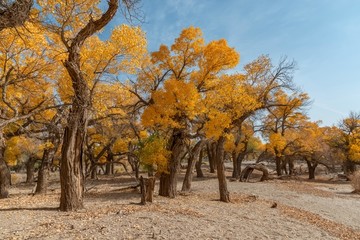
[1,170,360,240]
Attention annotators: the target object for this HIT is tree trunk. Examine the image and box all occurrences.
[232,152,245,179]
[35,144,58,194]
[105,150,113,176]
[288,158,295,175]
[240,164,269,182]
[59,105,87,211]
[140,176,155,205]
[128,152,139,180]
[232,151,238,178]
[59,0,118,212]
[159,130,186,198]
[195,148,204,178]
[216,136,230,203]
[182,140,204,192]
[306,159,318,180]
[26,157,36,184]
[344,159,356,175]
[275,155,282,176]
[0,133,10,198]
[207,142,216,173]
[90,163,97,180]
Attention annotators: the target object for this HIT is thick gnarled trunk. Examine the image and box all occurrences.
[159,130,186,198]
[59,0,119,211]
[60,104,88,211]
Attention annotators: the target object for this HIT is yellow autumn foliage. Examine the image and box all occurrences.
[136,135,170,174]
[142,80,203,129]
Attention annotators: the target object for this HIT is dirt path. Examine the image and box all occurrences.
[1,173,359,240]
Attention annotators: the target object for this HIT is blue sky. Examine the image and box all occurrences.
[110,0,360,126]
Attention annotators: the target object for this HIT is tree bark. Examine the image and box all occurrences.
[275,155,283,176]
[181,140,204,192]
[60,106,87,211]
[0,0,33,31]
[58,0,119,211]
[0,132,10,198]
[159,130,186,198]
[216,136,230,203]
[35,145,57,194]
[140,176,155,205]
[207,142,216,173]
[306,159,318,180]
[26,157,36,184]
[105,150,113,176]
[240,164,269,182]
[232,152,246,179]
[195,148,204,178]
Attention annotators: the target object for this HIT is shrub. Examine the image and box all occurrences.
[351,170,360,194]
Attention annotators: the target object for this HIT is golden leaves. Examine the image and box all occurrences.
[136,135,170,174]
[142,80,202,129]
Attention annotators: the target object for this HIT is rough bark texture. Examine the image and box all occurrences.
[140,176,155,205]
[0,0,33,31]
[159,130,186,198]
[195,148,204,178]
[59,0,118,211]
[0,132,10,198]
[181,140,205,192]
[215,136,230,203]
[60,107,87,211]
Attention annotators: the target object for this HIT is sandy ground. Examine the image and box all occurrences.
[1,170,360,240]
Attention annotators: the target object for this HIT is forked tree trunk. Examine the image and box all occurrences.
[182,140,204,192]
[159,130,186,198]
[306,159,318,180]
[0,133,10,198]
[59,0,119,211]
[216,136,230,202]
[195,148,204,178]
